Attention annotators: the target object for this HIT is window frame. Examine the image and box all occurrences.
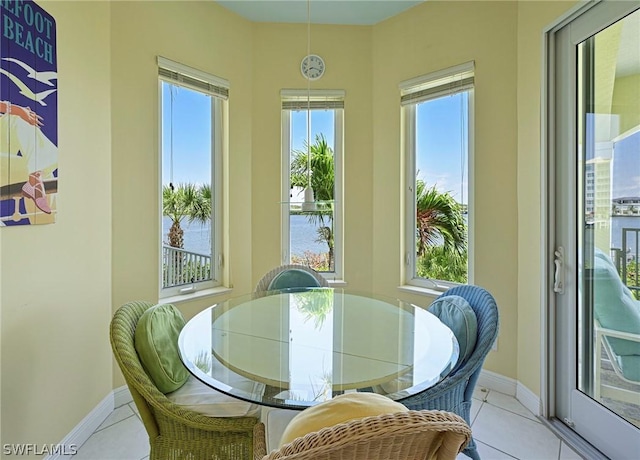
[401,62,475,290]
[157,57,227,298]
[280,89,344,281]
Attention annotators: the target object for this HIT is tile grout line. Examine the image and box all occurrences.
[475,439,520,460]
[469,400,484,426]
[129,402,143,422]
[93,413,138,435]
[483,400,541,424]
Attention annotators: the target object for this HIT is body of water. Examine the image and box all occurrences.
[162,216,212,255]
[162,215,327,257]
[290,215,328,257]
[162,215,640,261]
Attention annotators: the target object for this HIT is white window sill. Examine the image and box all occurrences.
[397,284,448,298]
[328,279,347,288]
[161,286,232,305]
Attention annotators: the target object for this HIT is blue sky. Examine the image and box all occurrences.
[416,92,469,204]
[162,82,212,186]
[291,110,335,153]
[612,128,640,199]
[162,82,469,206]
[291,93,469,204]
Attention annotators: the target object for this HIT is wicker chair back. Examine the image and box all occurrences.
[253,410,471,460]
[400,285,500,460]
[255,264,329,294]
[110,300,259,460]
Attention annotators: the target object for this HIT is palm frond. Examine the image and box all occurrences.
[415,179,467,257]
[162,182,212,248]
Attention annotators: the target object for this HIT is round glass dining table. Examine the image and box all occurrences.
[178,287,459,410]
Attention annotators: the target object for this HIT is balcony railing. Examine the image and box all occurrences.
[612,227,640,296]
[162,245,212,289]
[622,228,639,295]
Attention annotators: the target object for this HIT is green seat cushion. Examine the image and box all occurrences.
[594,255,640,356]
[268,269,321,291]
[429,295,477,368]
[134,303,190,393]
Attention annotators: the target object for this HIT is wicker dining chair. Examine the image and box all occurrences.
[400,285,500,460]
[253,410,471,460]
[110,300,259,460]
[255,264,329,293]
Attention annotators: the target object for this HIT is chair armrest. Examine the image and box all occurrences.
[595,322,640,342]
[254,422,267,460]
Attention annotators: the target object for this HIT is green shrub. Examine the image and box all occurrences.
[417,245,468,284]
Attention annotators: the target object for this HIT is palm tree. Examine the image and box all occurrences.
[291,134,335,270]
[293,288,333,329]
[415,180,467,281]
[415,179,466,257]
[162,182,212,248]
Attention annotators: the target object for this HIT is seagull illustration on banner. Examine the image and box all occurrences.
[2,58,58,86]
[0,68,57,106]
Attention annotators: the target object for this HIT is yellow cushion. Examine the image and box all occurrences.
[279,392,408,447]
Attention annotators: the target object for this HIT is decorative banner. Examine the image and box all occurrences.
[0,0,58,226]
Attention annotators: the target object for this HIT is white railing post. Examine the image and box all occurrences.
[161,245,212,289]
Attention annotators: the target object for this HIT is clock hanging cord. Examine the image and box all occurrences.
[306,0,312,193]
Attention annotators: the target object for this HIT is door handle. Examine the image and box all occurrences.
[554,247,565,294]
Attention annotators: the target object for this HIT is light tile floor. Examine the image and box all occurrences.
[72,386,584,460]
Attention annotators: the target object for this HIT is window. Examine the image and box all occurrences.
[281,90,344,280]
[401,62,474,290]
[158,57,227,297]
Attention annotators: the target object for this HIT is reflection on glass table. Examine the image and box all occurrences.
[178,288,459,410]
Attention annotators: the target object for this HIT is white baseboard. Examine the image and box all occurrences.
[479,369,541,416]
[45,393,114,460]
[478,369,517,396]
[113,385,133,408]
[516,381,542,416]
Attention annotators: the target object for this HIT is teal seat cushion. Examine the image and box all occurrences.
[429,295,477,368]
[134,303,190,393]
[594,248,635,300]
[593,255,640,356]
[268,269,321,291]
[615,354,640,382]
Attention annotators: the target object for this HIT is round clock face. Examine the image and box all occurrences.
[301,54,325,80]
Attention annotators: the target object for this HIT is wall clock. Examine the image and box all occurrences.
[301,54,325,80]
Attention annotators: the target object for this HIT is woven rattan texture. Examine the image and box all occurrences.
[400,285,500,460]
[253,410,471,460]
[110,300,259,460]
[255,264,329,293]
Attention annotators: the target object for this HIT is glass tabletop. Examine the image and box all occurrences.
[178,287,459,410]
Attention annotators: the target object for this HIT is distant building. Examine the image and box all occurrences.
[612,197,640,216]
[585,157,612,225]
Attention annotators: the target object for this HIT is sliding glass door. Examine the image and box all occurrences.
[548,1,640,457]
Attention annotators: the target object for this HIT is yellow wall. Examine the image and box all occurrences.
[516,1,577,395]
[0,0,591,450]
[1,0,113,450]
[372,1,520,378]
[613,74,640,134]
[109,0,254,387]
[251,23,374,292]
